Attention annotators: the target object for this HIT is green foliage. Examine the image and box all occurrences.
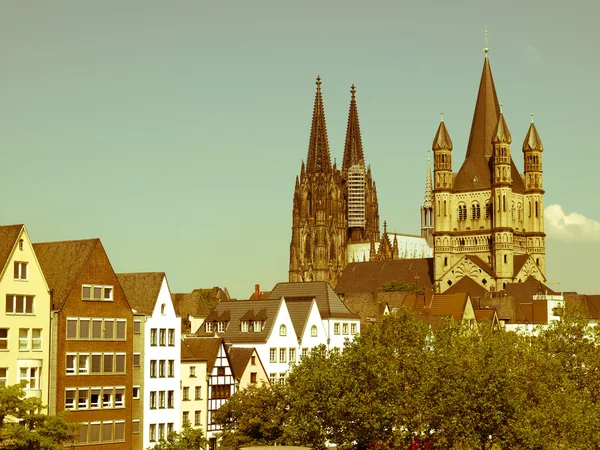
[149,424,207,450]
[213,309,600,449]
[382,280,425,295]
[0,382,79,449]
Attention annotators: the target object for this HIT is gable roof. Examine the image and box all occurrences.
[512,254,530,278]
[181,336,223,372]
[227,347,255,380]
[335,259,434,295]
[0,224,23,277]
[268,281,358,319]
[425,293,470,322]
[445,276,488,299]
[117,272,166,316]
[464,255,496,278]
[284,298,315,340]
[172,289,212,319]
[504,277,556,303]
[33,239,99,310]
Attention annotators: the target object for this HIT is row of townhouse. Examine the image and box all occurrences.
[0,223,264,450]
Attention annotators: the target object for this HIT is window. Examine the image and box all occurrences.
[182,411,189,426]
[279,348,286,363]
[161,303,166,315]
[133,353,141,367]
[241,321,249,332]
[485,202,492,219]
[160,329,166,346]
[269,373,276,385]
[182,386,189,400]
[114,387,125,407]
[20,367,39,390]
[67,319,77,339]
[206,322,213,333]
[217,366,225,376]
[167,423,174,435]
[334,323,340,335]
[65,389,76,409]
[150,424,156,442]
[189,365,196,377]
[14,262,28,280]
[279,324,287,336]
[159,423,165,440]
[115,421,125,441]
[168,390,174,408]
[150,360,157,378]
[302,348,308,359]
[89,422,100,443]
[159,391,165,409]
[116,320,126,340]
[19,239,24,251]
[5,295,34,314]
[150,329,157,346]
[133,386,140,399]
[102,388,113,408]
[211,384,231,399]
[132,420,140,434]
[251,355,256,365]
[92,319,102,339]
[269,348,276,363]
[289,348,296,363]
[103,354,114,373]
[168,360,174,377]
[102,421,112,442]
[90,388,101,408]
[82,285,113,301]
[78,388,89,409]
[311,325,317,337]
[250,372,257,383]
[194,411,202,426]
[0,329,7,350]
[351,323,357,335]
[342,323,348,335]
[195,386,201,400]
[472,203,481,219]
[78,424,89,444]
[218,322,226,332]
[91,354,102,374]
[150,391,156,409]
[104,320,114,339]
[19,328,29,350]
[159,360,165,377]
[279,373,285,385]
[115,354,125,373]
[168,329,175,346]
[133,320,141,334]
[79,319,90,339]
[458,204,467,221]
[504,254,507,264]
[78,354,89,374]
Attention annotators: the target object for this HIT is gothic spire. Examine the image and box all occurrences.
[493,106,512,143]
[306,76,332,175]
[342,84,365,175]
[424,151,433,207]
[522,119,544,152]
[432,120,453,151]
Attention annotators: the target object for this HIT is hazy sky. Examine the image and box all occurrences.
[2,0,599,298]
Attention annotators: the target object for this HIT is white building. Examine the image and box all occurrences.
[347,232,433,263]
[117,272,181,449]
[198,282,360,383]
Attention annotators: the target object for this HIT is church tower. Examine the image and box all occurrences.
[431,47,547,293]
[289,77,348,285]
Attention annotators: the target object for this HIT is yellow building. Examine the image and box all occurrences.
[0,224,51,407]
[432,51,546,293]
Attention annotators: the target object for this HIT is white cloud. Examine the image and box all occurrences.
[522,44,543,65]
[545,204,600,242]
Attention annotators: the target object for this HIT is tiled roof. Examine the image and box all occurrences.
[445,276,488,299]
[33,239,99,310]
[117,272,165,316]
[171,289,212,319]
[464,255,496,278]
[335,259,434,295]
[522,122,544,152]
[268,281,358,319]
[425,293,469,322]
[0,224,23,276]
[512,255,530,278]
[432,120,453,150]
[474,309,496,322]
[227,347,254,380]
[181,336,223,372]
[504,277,556,303]
[285,298,314,340]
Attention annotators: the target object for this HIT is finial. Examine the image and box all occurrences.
[351,84,356,97]
[441,111,444,122]
[483,27,489,55]
[316,75,322,89]
[531,112,534,123]
[383,221,387,233]
[499,103,503,114]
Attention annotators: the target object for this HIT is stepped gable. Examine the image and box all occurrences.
[33,239,99,309]
[268,281,358,319]
[117,272,165,315]
[335,259,434,295]
[0,224,23,273]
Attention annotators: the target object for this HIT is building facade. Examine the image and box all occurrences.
[289,79,379,287]
[432,52,546,293]
[0,225,51,408]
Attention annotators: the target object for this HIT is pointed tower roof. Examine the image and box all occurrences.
[454,56,525,193]
[306,76,331,175]
[342,84,365,175]
[522,119,544,152]
[493,110,512,143]
[424,151,433,207]
[432,117,453,151]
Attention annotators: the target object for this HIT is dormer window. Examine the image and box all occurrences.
[255,321,263,332]
[217,322,226,333]
[241,321,249,333]
[279,325,287,336]
[206,322,213,333]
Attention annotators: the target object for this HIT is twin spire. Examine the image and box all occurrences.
[306,77,365,176]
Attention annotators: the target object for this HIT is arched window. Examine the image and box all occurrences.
[444,257,448,266]
[307,193,312,217]
[161,304,166,315]
[279,325,287,336]
[310,325,317,337]
[471,203,480,219]
[444,200,447,216]
[458,204,467,221]
[485,202,491,219]
[503,195,506,212]
[535,201,539,217]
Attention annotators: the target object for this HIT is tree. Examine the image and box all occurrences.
[0,382,79,450]
[382,280,425,295]
[149,424,207,450]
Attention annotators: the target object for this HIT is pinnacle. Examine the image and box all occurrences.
[306,76,331,175]
[432,120,453,151]
[522,122,543,152]
[342,84,365,175]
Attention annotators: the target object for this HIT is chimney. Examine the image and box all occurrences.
[254,284,260,300]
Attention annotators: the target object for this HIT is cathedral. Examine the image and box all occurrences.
[288,78,380,286]
[289,47,547,293]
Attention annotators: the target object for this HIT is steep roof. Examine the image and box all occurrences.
[335,259,434,295]
[172,289,212,319]
[0,224,23,276]
[464,255,496,278]
[306,76,331,175]
[425,293,469,322]
[493,112,512,143]
[33,239,99,310]
[342,84,365,175]
[432,120,453,151]
[512,254,530,278]
[181,336,223,372]
[117,272,165,316]
[445,276,488,299]
[284,298,314,340]
[522,122,544,152]
[454,56,525,193]
[227,347,255,380]
[268,281,358,319]
[504,277,556,303]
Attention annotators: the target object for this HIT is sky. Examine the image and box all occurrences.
[1,0,599,298]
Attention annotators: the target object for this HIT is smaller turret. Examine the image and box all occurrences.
[432,113,453,191]
[523,114,544,192]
